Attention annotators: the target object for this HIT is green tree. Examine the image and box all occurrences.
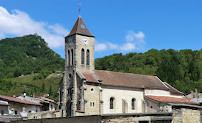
[41,82,45,93]
[49,84,53,96]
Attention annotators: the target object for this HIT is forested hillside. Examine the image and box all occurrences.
[0,35,65,99]
[95,49,202,93]
[0,34,65,78]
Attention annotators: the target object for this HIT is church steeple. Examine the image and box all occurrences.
[62,16,95,117]
[67,16,94,37]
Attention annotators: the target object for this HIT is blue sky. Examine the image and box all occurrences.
[0,0,202,58]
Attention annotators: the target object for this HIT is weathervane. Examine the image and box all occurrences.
[79,3,81,16]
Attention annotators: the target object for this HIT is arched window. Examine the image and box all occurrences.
[110,97,115,109]
[81,49,85,65]
[68,50,70,66]
[132,98,136,110]
[68,74,72,81]
[86,49,90,65]
[71,49,73,66]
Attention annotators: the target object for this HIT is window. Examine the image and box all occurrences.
[15,111,17,114]
[86,49,90,65]
[132,98,136,110]
[1,111,4,115]
[90,102,95,107]
[68,50,70,66]
[71,49,74,66]
[110,97,115,109]
[81,49,85,65]
[69,74,72,80]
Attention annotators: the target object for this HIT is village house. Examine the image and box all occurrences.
[0,93,59,121]
[0,94,41,120]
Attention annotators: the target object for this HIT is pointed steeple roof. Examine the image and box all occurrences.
[66,16,94,37]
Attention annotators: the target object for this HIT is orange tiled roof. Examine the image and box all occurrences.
[82,73,98,83]
[145,95,195,104]
[0,95,41,105]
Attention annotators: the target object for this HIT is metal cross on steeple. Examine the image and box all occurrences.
[79,3,81,16]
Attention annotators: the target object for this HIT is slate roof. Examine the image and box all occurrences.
[163,82,183,95]
[0,95,41,106]
[145,95,196,104]
[191,98,202,103]
[82,70,169,90]
[66,16,94,37]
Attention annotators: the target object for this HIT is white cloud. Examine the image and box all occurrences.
[120,42,136,51]
[95,43,107,51]
[107,42,118,49]
[126,31,145,42]
[0,6,69,48]
[49,24,68,36]
[95,31,145,52]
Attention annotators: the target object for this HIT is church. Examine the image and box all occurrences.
[58,16,197,117]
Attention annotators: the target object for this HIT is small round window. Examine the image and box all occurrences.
[91,88,94,91]
[80,24,85,29]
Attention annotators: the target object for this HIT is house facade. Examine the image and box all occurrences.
[0,100,9,116]
[58,16,199,118]
[0,95,41,118]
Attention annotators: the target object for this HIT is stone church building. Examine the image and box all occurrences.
[58,16,199,119]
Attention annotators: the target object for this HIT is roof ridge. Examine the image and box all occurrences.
[95,70,156,77]
[163,82,183,94]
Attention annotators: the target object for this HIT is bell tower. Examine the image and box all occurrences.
[65,16,95,73]
[61,16,95,117]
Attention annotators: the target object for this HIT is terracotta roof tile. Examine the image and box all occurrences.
[0,95,41,106]
[145,95,195,104]
[82,73,98,82]
[163,82,183,95]
[67,16,94,37]
[94,70,168,90]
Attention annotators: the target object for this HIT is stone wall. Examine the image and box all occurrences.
[83,84,100,115]
[13,113,173,123]
[182,108,200,123]
[12,109,201,123]
[75,35,95,74]
[28,111,58,119]
[13,116,101,123]
[172,108,201,123]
